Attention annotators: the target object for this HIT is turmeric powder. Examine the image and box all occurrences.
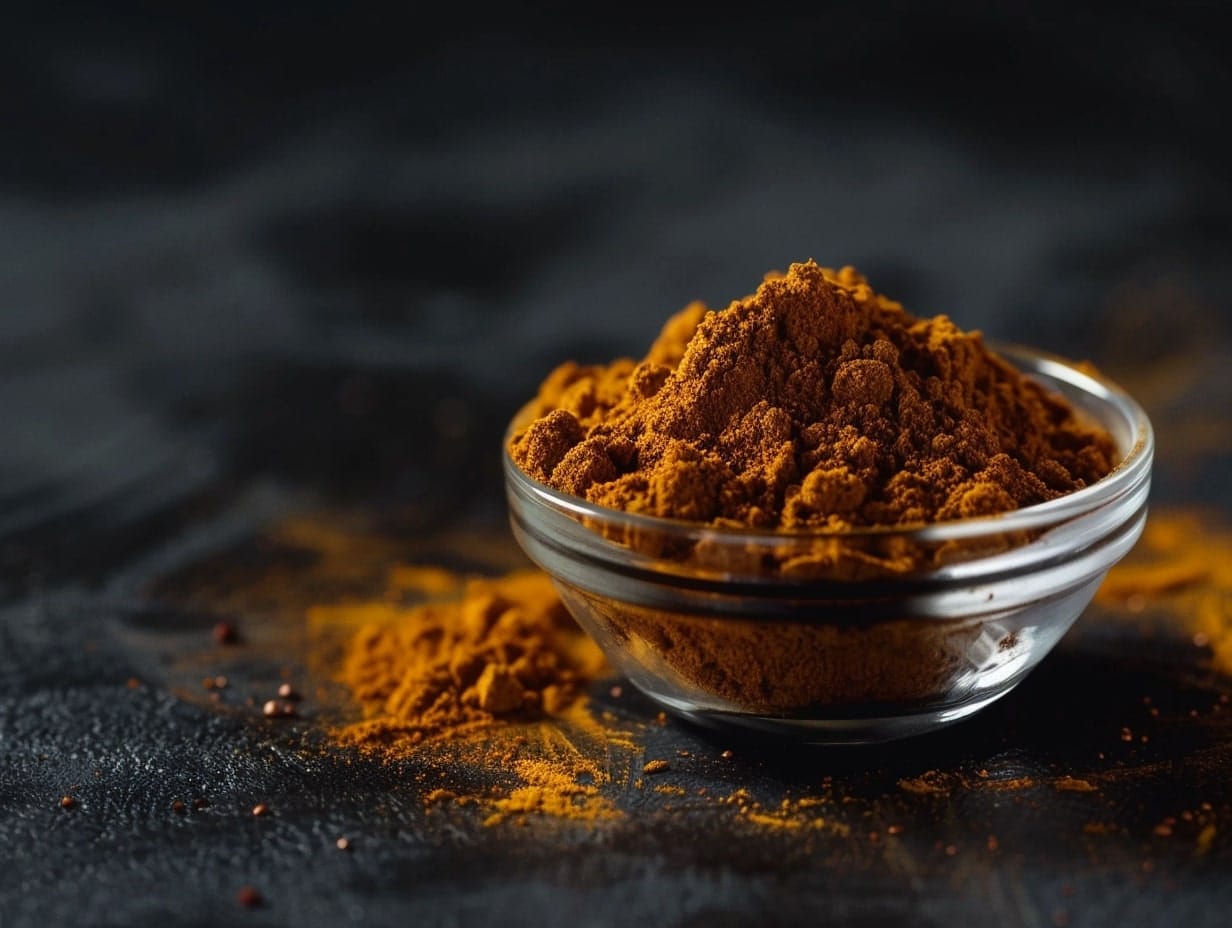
[323,570,606,750]
[511,261,1115,529]
[320,568,621,824]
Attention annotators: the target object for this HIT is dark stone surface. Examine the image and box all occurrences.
[2,6,1231,926]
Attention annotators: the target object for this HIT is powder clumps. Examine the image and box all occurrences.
[511,261,1116,529]
[327,570,606,751]
[320,569,621,825]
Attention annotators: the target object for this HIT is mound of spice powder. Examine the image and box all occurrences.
[321,569,623,824]
[328,570,606,750]
[510,261,1116,529]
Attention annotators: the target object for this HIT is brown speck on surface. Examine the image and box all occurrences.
[655,711,668,726]
[126,677,142,689]
[212,621,237,645]
[720,750,734,760]
[336,837,351,851]
[171,800,185,814]
[236,886,261,908]
[609,685,623,698]
[944,844,958,857]
[986,835,999,852]
[252,803,270,817]
[1193,632,1211,647]
[59,795,76,810]
[642,760,671,775]
[1154,823,1174,837]
[887,824,904,836]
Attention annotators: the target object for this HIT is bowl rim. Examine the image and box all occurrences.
[503,343,1154,545]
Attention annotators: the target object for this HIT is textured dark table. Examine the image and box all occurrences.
[2,7,1231,926]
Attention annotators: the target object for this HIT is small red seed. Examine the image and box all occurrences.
[60,795,76,809]
[213,621,237,645]
[171,800,185,813]
[236,886,261,908]
[262,699,296,718]
[252,803,270,817]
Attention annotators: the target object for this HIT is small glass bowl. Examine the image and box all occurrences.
[504,346,1153,743]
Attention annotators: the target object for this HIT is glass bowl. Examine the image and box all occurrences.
[504,345,1153,744]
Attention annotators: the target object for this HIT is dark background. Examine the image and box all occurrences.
[3,2,1230,531]
[2,4,1231,926]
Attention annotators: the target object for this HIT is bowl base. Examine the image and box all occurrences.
[641,684,1020,745]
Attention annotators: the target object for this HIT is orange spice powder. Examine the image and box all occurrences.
[1097,510,1232,674]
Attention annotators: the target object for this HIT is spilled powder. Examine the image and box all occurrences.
[721,788,850,836]
[1097,510,1232,674]
[314,568,622,824]
[322,570,606,749]
[484,756,617,826]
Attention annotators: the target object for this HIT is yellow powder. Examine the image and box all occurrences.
[483,757,617,826]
